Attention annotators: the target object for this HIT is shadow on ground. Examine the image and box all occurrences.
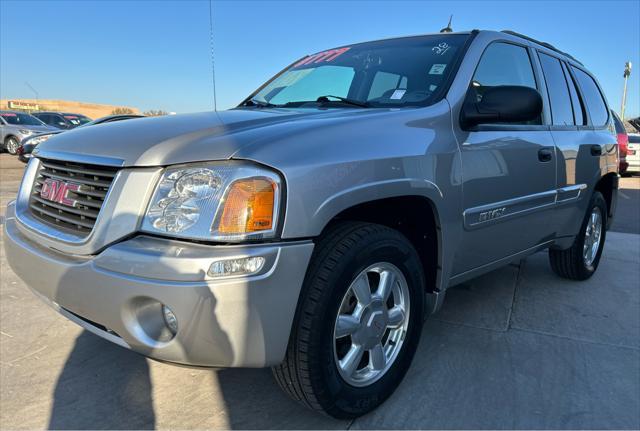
[48,332,155,430]
[40,234,640,430]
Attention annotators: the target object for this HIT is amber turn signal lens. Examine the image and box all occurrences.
[218,178,275,234]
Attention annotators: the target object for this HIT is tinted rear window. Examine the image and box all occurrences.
[563,62,585,126]
[538,53,574,126]
[572,66,609,127]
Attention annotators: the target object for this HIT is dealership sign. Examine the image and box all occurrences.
[8,100,39,110]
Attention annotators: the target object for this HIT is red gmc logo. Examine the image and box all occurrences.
[40,178,79,207]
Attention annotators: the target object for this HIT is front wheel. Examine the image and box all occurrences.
[272,222,425,418]
[549,191,607,280]
[5,137,19,155]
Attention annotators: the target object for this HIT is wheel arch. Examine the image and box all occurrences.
[316,193,443,310]
[594,172,619,229]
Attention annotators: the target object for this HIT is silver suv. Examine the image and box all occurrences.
[4,30,619,418]
[0,111,56,154]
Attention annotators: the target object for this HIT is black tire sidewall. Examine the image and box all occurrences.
[307,229,424,417]
[576,192,608,275]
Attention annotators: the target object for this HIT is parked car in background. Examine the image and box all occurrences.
[32,111,92,129]
[17,114,145,163]
[611,111,628,175]
[627,133,640,174]
[0,111,57,154]
[4,30,619,419]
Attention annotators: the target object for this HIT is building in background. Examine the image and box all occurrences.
[0,99,139,119]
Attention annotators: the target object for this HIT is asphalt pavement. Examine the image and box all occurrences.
[1,154,638,429]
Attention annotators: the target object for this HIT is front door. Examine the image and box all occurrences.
[453,41,557,275]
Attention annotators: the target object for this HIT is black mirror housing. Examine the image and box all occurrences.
[461,85,543,129]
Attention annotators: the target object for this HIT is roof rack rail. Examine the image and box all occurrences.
[501,30,583,65]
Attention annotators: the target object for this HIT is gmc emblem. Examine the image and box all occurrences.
[40,178,79,207]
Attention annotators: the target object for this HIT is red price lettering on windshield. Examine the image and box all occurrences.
[294,47,350,67]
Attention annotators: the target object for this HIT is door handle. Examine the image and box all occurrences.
[590,145,602,156]
[538,148,553,162]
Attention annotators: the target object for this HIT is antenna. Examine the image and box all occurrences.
[440,15,453,33]
[208,0,218,111]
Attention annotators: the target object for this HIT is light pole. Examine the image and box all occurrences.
[25,81,39,109]
[621,62,632,121]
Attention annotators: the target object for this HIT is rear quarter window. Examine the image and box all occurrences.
[571,66,609,127]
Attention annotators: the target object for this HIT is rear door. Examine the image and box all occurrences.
[537,51,593,239]
[553,62,615,238]
[453,41,557,275]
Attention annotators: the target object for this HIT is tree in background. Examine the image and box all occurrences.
[111,107,134,115]
[143,110,168,117]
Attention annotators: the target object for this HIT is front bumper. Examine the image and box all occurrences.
[4,202,314,367]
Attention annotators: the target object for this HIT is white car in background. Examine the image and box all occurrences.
[627,134,640,174]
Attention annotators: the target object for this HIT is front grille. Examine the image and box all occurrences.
[29,158,119,235]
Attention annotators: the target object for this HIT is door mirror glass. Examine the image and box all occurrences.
[461,85,542,128]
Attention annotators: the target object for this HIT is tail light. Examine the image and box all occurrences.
[16,145,24,156]
[617,133,629,158]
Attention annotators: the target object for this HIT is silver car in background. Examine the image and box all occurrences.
[3,30,619,418]
[0,111,56,154]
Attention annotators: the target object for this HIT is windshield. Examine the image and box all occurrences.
[246,34,469,109]
[0,112,45,126]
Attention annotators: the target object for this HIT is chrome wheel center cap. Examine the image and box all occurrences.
[354,300,387,349]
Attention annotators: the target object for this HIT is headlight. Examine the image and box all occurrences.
[141,162,281,241]
[24,133,54,146]
[18,129,34,135]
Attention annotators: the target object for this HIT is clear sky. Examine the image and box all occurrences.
[1,0,638,118]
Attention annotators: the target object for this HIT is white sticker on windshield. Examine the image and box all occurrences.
[390,89,406,100]
[429,64,446,75]
[432,42,450,55]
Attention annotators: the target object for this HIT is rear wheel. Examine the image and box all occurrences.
[549,191,607,280]
[272,222,425,418]
[5,137,19,155]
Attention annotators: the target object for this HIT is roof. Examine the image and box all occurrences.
[500,30,583,65]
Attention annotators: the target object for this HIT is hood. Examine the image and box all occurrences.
[35,109,343,166]
[23,124,57,134]
[34,105,445,168]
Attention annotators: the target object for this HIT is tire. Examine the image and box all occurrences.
[5,137,19,155]
[272,221,425,419]
[549,191,607,280]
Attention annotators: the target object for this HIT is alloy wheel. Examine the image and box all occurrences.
[333,262,410,387]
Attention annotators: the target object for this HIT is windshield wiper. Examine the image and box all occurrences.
[242,98,278,108]
[316,95,369,108]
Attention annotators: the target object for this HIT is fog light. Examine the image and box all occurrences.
[208,256,265,278]
[162,305,178,334]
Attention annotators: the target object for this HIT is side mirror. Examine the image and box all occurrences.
[461,85,542,128]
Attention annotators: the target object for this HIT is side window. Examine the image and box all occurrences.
[471,42,540,124]
[538,53,574,126]
[562,63,585,125]
[571,66,609,127]
[37,114,50,124]
[367,71,407,101]
[473,42,537,91]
